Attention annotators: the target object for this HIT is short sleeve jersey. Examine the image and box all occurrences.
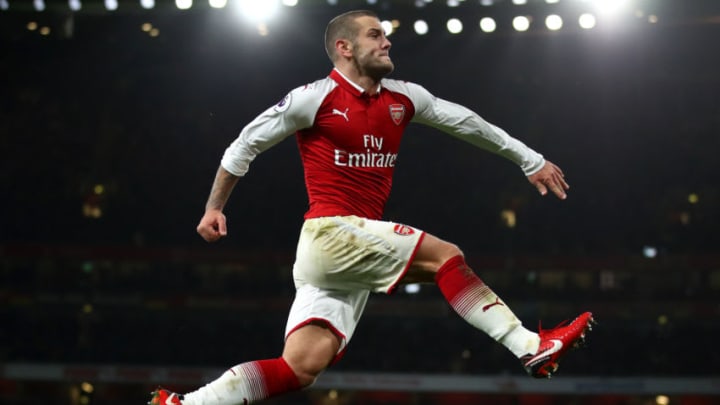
[221,69,544,220]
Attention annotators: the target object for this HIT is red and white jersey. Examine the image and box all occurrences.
[221,69,544,220]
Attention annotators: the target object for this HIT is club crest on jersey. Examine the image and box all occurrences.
[389,104,405,125]
[393,224,415,236]
[274,93,291,113]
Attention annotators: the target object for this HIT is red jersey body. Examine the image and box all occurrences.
[297,70,414,219]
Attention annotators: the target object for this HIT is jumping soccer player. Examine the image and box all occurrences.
[150,9,594,405]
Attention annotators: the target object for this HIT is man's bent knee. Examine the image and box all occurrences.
[436,242,464,265]
[423,234,464,267]
[403,234,464,283]
[282,323,342,387]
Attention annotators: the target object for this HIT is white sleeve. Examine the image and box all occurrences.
[220,83,323,177]
[404,82,545,176]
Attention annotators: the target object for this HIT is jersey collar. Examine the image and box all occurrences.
[330,68,382,97]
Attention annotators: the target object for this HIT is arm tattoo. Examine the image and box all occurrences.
[205,167,239,211]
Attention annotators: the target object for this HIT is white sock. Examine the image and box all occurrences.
[182,363,266,405]
[435,256,540,358]
[460,287,541,357]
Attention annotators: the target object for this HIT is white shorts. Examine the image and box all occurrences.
[285,216,425,359]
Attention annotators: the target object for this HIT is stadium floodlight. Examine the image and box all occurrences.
[367,0,377,5]
[446,18,463,34]
[69,0,81,11]
[480,0,493,6]
[579,13,596,29]
[545,0,559,4]
[414,19,429,35]
[209,0,227,9]
[234,0,280,23]
[175,0,192,10]
[33,0,45,11]
[512,15,530,31]
[381,20,393,36]
[479,17,496,33]
[105,0,118,10]
[512,0,527,5]
[140,0,154,9]
[0,0,8,10]
[545,14,562,30]
[447,0,460,7]
[281,0,297,6]
[592,0,628,15]
[239,0,280,22]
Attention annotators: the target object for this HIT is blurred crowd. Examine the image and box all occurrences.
[2,246,718,377]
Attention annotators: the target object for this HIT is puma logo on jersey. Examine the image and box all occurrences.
[481,297,505,312]
[332,107,349,122]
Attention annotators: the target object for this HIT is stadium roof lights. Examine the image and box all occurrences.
[0,0,666,14]
[1,0,712,38]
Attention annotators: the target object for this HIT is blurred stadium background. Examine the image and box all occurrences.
[1,0,719,404]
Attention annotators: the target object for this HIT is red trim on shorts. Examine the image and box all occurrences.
[285,317,348,365]
[331,346,348,365]
[386,230,426,295]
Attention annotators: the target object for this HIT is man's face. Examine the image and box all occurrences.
[350,16,394,79]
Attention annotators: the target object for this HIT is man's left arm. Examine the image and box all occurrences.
[526,160,569,200]
[403,83,569,199]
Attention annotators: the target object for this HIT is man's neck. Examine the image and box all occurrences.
[334,66,381,96]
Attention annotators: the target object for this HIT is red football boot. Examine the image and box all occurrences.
[148,388,183,405]
[521,311,595,378]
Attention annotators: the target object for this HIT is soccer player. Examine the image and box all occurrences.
[150,9,594,405]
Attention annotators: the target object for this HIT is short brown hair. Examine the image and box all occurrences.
[324,10,379,62]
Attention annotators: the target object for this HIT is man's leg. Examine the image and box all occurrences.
[281,322,342,387]
[151,323,340,405]
[403,233,541,357]
[402,233,593,378]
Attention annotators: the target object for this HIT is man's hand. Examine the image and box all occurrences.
[528,160,569,200]
[196,209,228,242]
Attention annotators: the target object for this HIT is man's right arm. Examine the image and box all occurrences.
[196,166,240,242]
[196,79,327,242]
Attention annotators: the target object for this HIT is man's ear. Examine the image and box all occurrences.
[335,39,352,57]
